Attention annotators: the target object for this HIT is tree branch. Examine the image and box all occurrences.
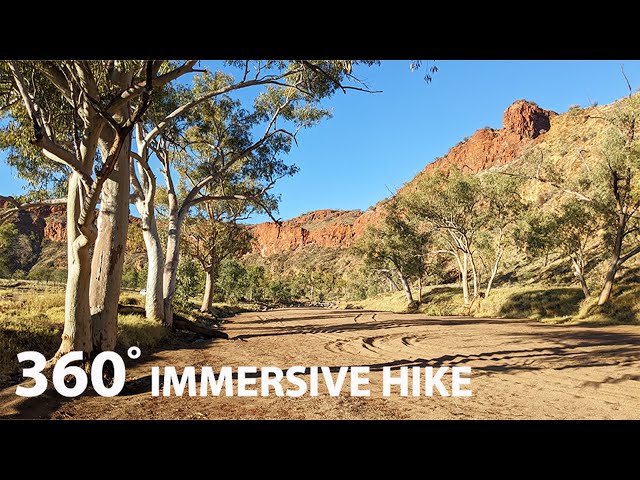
[8,61,91,182]
[618,243,640,266]
[0,197,66,225]
[106,60,198,114]
[621,64,633,98]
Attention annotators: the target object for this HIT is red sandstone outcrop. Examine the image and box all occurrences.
[0,195,67,242]
[250,209,362,256]
[415,99,555,177]
[249,100,555,256]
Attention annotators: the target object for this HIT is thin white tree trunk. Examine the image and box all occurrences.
[55,173,95,360]
[398,271,414,304]
[141,210,164,320]
[456,251,470,306]
[485,246,504,299]
[571,256,590,299]
[469,251,479,300]
[201,268,216,313]
[163,213,183,326]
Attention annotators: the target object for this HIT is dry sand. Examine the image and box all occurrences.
[2,308,639,419]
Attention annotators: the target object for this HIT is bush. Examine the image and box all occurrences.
[12,270,26,280]
[122,265,146,289]
[268,280,293,304]
[577,285,640,324]
[174,255,203,310]
[217,259,249,303]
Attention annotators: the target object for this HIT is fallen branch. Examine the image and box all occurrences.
[173,318,229,340]
[117,304,229,340]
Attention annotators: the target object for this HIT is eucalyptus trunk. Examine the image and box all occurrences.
[398,271,414,304]
[598,218,624,305]
[571,257,591,300]
[90,130,132,352]
[200,266,218,313]
[485,246,504,299]
[162,211,183,327]
[455,251,470,306]
[55,172,95,360]
[141,205,164,321]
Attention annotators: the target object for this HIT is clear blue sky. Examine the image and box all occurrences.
[2,60,639,222]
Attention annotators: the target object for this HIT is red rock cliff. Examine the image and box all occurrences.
[250,209,362,256]
[250,99,556,255]
[415,99,555,177]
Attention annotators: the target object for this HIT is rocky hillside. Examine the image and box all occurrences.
[0,99,559,258]
[250,99,556,255]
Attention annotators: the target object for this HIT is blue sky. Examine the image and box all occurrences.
[2,60,639,222]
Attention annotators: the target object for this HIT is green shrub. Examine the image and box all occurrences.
[174,255,203,310]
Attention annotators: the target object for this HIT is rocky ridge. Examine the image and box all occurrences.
[250,99,556,255]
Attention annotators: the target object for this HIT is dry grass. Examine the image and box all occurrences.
[346,281,639,325]
[0,281,168,378]
[117,314,167,349]
[574,285,640,325]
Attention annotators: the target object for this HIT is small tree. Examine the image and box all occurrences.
[354,202,430,308]
[507,96,640,305]
[516,200,599,299]
[588,97,640,304]
[217,260,250,304]
[182,203,252,313]
[477,172,527,298]
[404,170,483,305]
[555,201,600,298]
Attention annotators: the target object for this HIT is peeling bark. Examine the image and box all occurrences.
[55,173,95,360]
[90,130,132,352]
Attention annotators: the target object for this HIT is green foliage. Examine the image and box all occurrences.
[0,223,41,278]
[354,202,431,288]
[174,255,204,310]
[516,200,598,262]
[122,265,147,289]
[267,279,293,304]
[406,170,483,235]
[217,259,252,304]
[553,200,599,256]
[587,97,640,248]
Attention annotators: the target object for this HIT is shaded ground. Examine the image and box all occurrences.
[1,308,639,419]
